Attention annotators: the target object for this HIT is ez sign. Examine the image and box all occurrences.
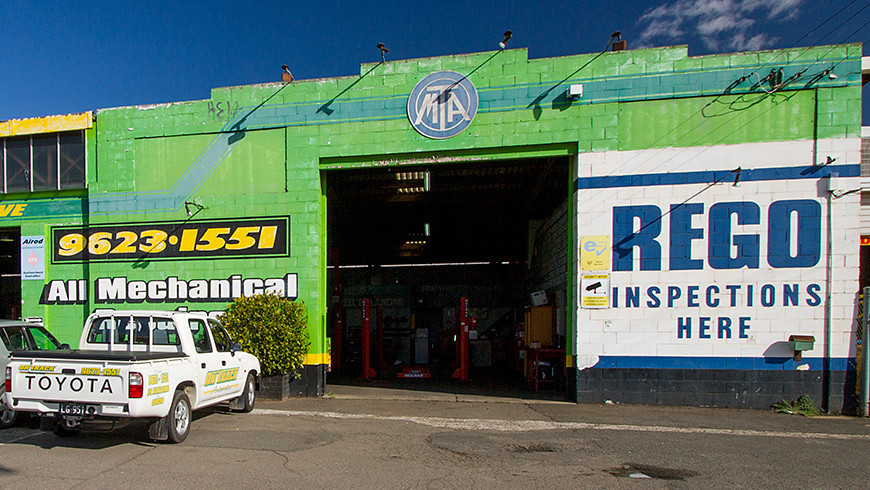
[581,235,611,271]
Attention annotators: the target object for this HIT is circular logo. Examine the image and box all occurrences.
[407,71,478,139]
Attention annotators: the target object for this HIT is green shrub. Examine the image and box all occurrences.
[220,293,309,377]
[772,395,822,416]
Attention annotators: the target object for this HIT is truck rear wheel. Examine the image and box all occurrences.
[0,406,17,429]
[0,387,17,429]
[167,390,191,443]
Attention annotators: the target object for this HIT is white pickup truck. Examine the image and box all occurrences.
[3,309,260,443]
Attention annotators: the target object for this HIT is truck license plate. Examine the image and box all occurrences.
[59,403,92,416]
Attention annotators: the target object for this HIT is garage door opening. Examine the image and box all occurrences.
[1,228,21,319]
[325,156,570,398]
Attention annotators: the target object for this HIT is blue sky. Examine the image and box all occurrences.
[1,0,868,123]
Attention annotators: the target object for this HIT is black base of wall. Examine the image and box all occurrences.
[289,364,327,397]
[576,367,857,414]
[565,365,577,403]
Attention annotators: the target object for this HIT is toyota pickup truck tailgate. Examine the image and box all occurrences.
[6,350,187,416]
[11,358,129,404]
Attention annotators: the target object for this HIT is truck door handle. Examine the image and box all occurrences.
[201,362,206,369]
[221,360,226,366]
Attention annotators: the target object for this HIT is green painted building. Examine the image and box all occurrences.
[1,42,866,410]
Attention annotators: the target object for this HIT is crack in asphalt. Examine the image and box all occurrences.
[525,402,558,423]
[69,444,152,489]
[270,449,301,477]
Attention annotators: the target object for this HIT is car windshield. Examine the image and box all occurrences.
[0,325,62,351]
[27,326,62,350]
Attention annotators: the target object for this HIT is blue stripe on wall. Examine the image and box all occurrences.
[591,356,856,371]
[574,164,859,190]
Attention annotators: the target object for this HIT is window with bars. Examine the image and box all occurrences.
[1,130,85,193]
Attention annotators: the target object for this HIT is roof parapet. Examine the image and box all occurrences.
[0,111,93,138]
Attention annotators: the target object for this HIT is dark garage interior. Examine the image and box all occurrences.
[325,156,571,396]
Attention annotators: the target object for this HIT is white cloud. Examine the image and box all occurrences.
[637,0,804,52]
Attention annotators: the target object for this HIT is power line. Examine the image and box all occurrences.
[573,2,869,248]
[612,0,868,166]
[585,4,868,190]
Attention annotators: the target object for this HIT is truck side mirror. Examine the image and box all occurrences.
[60,344,71,350]
[230,343,241,355]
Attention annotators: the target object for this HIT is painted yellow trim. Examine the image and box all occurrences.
[0,112,93,137]
[565,355,573,368]
[303,353,331,365]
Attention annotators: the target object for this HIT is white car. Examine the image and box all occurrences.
[0,319,65,428]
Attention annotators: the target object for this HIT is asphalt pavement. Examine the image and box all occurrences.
[261,383,870,438]
[2,384,869,488]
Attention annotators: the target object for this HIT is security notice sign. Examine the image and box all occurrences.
[581,273,610,308]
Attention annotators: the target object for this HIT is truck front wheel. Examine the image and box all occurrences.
[167,390,191,443]
[237,373,256,413]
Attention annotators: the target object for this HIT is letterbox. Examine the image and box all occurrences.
[788,335,815,361]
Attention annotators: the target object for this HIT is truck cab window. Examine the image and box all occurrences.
[87,318,112,344]
[208,321,232,353]
[115,317,131,344]
[152,318,179,345]
[189,319,213,353]
[133,317,151,344]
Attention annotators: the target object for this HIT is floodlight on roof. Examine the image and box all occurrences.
[281,64,294,83]
[377,43,390,62]
[499,30,512,49]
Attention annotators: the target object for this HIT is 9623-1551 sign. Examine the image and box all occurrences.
[51,217,289,263]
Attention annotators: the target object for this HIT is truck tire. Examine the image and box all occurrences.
[0,405,17,429]
[0,386,17,429]
[240,372,256,413]
[167,390,191,443]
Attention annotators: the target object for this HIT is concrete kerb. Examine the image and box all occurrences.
[254,385,870,441]
[320,385,569,404]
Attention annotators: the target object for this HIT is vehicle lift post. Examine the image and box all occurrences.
[452,297,470,381]
[361,298,376,379]
[377,305,385,374]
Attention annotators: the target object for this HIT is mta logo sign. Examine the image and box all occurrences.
[407,71,478,139]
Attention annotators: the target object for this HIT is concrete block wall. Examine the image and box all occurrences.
[575,136,861,412]
[529,198,569,295]
[4,41,862,403]
[862,130,870,176]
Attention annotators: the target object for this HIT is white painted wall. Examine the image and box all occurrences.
[574,138,861,370]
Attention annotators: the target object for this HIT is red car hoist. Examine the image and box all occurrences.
[451,297,474,381]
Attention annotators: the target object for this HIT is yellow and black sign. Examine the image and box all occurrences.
[81,367,120,376]
[18,365,55,372]
[51,217,289,263]
[204,367,239,386]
